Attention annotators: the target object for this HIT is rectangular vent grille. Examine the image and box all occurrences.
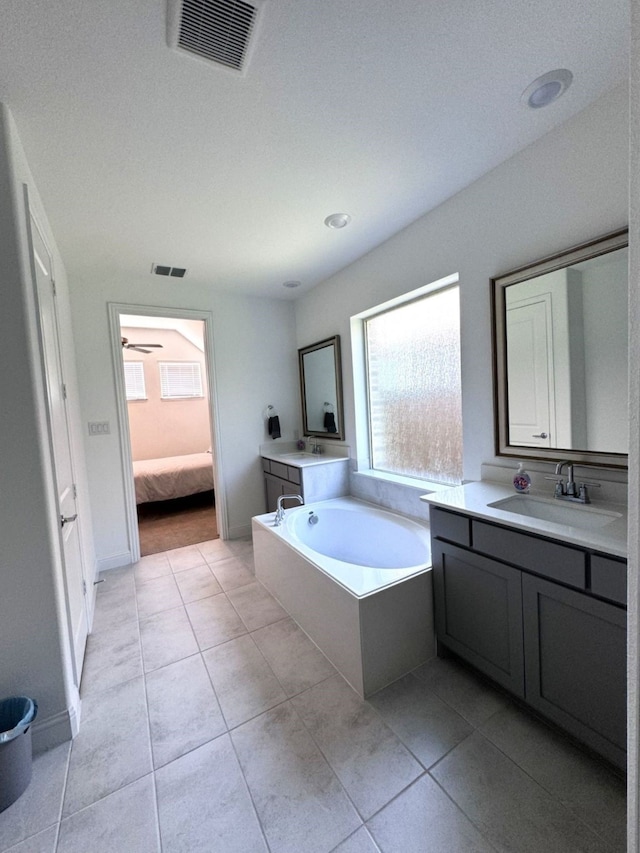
[152,264,188,278]
[177,0,258,72]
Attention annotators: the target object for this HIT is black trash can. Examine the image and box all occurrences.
[0,697,38,812]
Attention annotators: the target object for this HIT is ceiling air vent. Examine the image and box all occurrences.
[152,263,188,278]
[167,0,263,75]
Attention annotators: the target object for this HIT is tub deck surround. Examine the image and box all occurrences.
[420,480,628,558]
[252,497,434,697]
[262,496,431,597]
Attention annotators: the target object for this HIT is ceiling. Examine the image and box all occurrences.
[0,0,629,299]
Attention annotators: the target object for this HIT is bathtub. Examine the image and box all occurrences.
[252,497,435,697]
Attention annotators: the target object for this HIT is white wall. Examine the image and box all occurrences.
[0,104,95,747]
[70,281,299,560]
[122,326,211,461]
[294,84,629,484]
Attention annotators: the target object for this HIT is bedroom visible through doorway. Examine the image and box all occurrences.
[120,314,217,555]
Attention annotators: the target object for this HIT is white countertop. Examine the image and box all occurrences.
[420,481,628,558]
[261,449,350,469]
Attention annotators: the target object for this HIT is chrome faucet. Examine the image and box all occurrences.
[557,460,576,496]
[273,494,304,526]
[546,461,600,504]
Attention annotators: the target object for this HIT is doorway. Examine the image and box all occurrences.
[109,304,225,562]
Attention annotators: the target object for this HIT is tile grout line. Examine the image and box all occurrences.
[50,737,73,852]
[431,729,617,852]
[473,725,623,850]
[225,717,274,853]
[426,770,502,853]
[131,562,162,851]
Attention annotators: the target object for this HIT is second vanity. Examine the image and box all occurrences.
[261,446,350,512]
[421,481,627,770]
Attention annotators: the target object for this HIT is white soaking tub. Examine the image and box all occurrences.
[252,497,434,697]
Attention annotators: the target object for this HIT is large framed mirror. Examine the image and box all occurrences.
[298,335,345,441]
[492,228,628,468]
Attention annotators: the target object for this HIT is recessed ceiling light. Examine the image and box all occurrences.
[324,213,352,229]
[283,280,301,289]
[521,69,573,109]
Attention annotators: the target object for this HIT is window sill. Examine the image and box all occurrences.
[353,468,459,494]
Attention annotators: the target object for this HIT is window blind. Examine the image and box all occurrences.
[124,361,146,400]
[160,362,203,399]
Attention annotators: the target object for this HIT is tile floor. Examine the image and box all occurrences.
[0,537,627,852]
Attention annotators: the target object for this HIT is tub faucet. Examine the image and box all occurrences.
[274,494,304,526]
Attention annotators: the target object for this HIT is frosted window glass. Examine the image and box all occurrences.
[365,286,462,484]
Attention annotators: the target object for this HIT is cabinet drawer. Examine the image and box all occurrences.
[270,461,290,480]
[262,458,271,473]
[590,555,627,606]
[429,507,471,547]
[472,520,586,589]
[287,466,301,486]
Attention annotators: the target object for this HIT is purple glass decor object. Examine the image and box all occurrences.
[513,463,531,493]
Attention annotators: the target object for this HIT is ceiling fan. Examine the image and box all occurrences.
[121,336,163,354]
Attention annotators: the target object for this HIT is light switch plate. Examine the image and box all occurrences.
[88,421,110,436]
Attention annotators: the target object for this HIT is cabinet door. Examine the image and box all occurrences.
[264,472,284,512]
[522,573,626,769]
[432,541,524,697]
[264,472,304,512]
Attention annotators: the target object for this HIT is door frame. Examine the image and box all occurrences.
[108,303,227,562]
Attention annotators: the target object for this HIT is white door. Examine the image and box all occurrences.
[506,294,555,448]
[30,213,89,686]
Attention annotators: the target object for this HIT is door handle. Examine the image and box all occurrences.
[60,513,78,528]
[532,432,548,438]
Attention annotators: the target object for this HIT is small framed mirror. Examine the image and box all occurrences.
[492,228,628,468]
[298,335,345,440]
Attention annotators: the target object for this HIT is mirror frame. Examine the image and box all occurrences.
[492,228,628,468]
[298,335,345,441]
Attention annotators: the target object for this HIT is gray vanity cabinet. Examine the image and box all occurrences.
[522,573,626,767]
[431,540,525,697]
[429,505,627,768]
[262,456,350,512]
[262,459,302,512]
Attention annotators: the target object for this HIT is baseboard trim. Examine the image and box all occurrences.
[32,700,80,754]
[97,551,133,572]
[228,522,252,540]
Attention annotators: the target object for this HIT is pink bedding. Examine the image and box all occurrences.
[133,452,215,504]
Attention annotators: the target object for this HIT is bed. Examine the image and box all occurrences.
[133,452,215,504]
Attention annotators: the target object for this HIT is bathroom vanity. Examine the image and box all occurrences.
[261,449,350,512]
[421,482,627,770]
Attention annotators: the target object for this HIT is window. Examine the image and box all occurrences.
[123,361,146,401]
[159,362,203,399]
[363,281,462,484]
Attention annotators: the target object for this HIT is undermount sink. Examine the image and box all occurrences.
[487,495,622,530]
[280,452,316,459]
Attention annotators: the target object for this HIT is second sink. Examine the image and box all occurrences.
[487,494,622,530]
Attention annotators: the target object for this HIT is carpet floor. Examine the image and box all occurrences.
[137,491,218,556]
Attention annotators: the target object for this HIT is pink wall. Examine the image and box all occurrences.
[122,325,211,461]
